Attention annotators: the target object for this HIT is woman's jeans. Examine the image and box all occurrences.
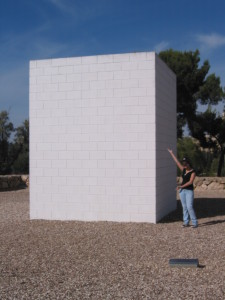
[179,189,198,226]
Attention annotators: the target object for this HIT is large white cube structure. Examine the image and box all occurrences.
[29,51,176,223]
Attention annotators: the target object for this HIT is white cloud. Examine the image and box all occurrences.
[196,33,225,49]
[45,0,107,19]
[47,0,74,14]
[154,41,169,53]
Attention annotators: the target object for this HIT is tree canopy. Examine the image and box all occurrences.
[159,49,225,137]
[0,111,29,174]
[191,106,225,176]
[0,111,14,174]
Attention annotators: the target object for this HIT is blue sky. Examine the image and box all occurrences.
[1,0,225,127]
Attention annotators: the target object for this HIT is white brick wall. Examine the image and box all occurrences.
[155,55,177,221]
[30,51,176,223]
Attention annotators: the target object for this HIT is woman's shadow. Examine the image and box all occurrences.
[160,197,225,226]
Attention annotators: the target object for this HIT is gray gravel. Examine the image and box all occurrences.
[0,189,225,300]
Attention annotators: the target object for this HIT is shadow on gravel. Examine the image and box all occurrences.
[161,198,225,223]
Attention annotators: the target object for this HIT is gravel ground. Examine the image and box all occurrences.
[0,189,225,300]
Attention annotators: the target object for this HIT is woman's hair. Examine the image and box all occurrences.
[182,157,192,167]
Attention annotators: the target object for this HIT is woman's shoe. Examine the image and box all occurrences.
[191,225,198,228]
[182,224,189,228]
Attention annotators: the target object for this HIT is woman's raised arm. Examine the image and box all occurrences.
[167,149,184,172]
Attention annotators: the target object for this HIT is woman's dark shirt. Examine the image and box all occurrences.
[181,168,195,190]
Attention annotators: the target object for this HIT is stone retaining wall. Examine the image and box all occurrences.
[0,176,224,192]
[0,175,29,191]
[177,176,225,191]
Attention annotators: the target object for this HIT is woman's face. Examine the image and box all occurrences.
[182,161,188,168]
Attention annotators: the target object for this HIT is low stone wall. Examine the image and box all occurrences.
[0,175,29,191]
[177,176,225,191]
[0,175,224,192]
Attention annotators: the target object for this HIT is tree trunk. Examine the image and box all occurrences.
[217,148,225,177]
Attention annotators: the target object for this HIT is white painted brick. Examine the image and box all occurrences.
[82,72,98,81]
[97,141,114,151]
[30,68,44,77]
[121,151,139,159]
[114,88,129,97]
[129,213,153,223]
[97,88,114,98]
[122,168,138,177]
[36,159,51,168]
[114,159,130,169]
[37,143,52,151]
[122,61,138,70]
[130,69,154,79]
[105,80,122,89]
[58,82,73,91]
[138,186,155,196]
[114,177,130,186]
[74,168,90,177]
[44,66,59,75]
[113,53,130,62]
[66,57,82,65]
[74,64,89,73]
[60,168,73,176]
[81,55,98,64]
[30,77,36,85]
[30,60,37,68]
[36,76,51,84]
[82,160,98,169]
[113,70,130,80]
[114,142,130,150]
[43,151,59,160]
[131,177,155,187]
[51,74,66,83]
[67,159,82,168]
[98,106,114,115]
[106,151,122,160]
[122,79,139,88]
[138,60,155,70]
[44,83,58,92]
[44,168,58,176]
[90,168,105,177]
[105,185,122,195]
[51,91,66,100]
[105,168,122,177]
[32,168,44,176]
[89,186,105,195]
[52,159,67,168]
[90,151,106,160]
[130,87,146,97]
[36,176,52,185]
[122,186,139,196]
[104,63,121,71]
[97,160,114,169]
[66,73,82,82]
[51,58,68,66]
[36,59,52,67]
[90,63,106,72]
[82,90,98,99]
[67,177,83,186]
[97,54,114,63]
[74,151,89,159]
[58,65,73,74]
[30,51,176,224]
[98,72,113,80]
[90,81,106,90]
[58,151,73,160]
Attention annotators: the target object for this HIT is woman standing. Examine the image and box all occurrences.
[168,149,198,228]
